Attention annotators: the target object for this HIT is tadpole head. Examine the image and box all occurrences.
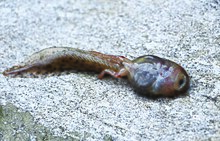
[156,65,190,97]
[125,55,190,97]
[173,67,190,94]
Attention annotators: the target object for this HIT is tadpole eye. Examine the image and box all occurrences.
[179,78,185,87]
[175,73,187,91]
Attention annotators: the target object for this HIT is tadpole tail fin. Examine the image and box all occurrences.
[2,65,35,77]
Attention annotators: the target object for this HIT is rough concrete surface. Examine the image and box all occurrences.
[0,0,220,140]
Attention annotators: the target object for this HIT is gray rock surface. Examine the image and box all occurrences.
[0,0,220,140]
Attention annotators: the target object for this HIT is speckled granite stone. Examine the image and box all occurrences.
[0,0,220,140]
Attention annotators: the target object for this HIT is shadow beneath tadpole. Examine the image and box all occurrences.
[133,88,189,101]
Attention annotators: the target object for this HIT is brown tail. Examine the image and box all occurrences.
[2,47,128,78]
[3,65,37,77]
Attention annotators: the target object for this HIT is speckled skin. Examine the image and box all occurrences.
[3,47,190,97]
[3,47,131,77]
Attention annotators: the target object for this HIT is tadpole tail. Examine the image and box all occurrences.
[2,65,41,78]
[2,47,129,78]
[3,66,27,76]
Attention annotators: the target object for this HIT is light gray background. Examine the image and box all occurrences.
[0,0,220,140]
